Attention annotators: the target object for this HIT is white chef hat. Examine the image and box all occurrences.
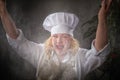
[43,12,79,36]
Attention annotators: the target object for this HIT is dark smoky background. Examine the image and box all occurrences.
[0,0,120,80]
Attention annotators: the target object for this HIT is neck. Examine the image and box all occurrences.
[55,49,72,61]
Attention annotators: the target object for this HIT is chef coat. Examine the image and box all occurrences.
[6,29,111,80]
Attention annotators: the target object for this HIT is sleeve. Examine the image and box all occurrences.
[6,29,43,68]
[78,40,111,75]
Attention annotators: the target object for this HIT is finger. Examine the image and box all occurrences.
[101,0,105,7]
[107,0,112,9]
[106,0,112,12]
[0,0,5,2]
[2,0,5,1]
[0,0,4,1]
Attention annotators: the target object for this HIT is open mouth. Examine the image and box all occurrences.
[56,45,64,50]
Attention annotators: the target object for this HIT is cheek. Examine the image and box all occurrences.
[63,38,71,43]
[63,39,71,46]
[63,40,67,44]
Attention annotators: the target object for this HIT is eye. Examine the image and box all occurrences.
[52,35,58,38]
[62,35,69,38]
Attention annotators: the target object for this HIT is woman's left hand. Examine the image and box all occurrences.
[98,0,112,19]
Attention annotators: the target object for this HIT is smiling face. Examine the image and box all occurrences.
[51,33,72,56]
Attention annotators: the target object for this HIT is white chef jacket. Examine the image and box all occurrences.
[6,29,111,80]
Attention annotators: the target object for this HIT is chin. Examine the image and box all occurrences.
[56,50,66,56]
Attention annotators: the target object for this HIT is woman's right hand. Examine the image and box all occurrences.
[0,0,6,16]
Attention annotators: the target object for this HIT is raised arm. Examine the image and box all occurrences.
[0,0,19,39]
[95,0,112,51]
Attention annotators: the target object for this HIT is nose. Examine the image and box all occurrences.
[57,37,62,44]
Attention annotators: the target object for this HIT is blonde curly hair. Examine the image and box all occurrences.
[44,36,80,59]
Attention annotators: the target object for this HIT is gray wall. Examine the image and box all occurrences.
[0,0,114,80]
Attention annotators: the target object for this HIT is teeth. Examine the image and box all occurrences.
[56,45,63,49]
[58,46,63,48]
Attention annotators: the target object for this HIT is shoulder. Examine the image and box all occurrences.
[78,48,88,54]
